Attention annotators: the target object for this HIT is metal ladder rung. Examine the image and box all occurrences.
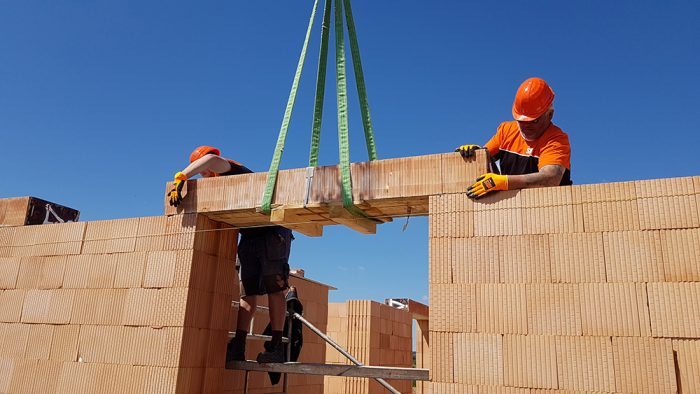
[232,301,291,317]
[227,361,429,381]
[228,331,290,343]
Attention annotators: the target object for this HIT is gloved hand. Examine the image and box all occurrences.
[168,172,188,207]
[466,173,508,199]
[455,144,482,158]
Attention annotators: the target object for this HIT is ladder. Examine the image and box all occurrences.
[229,301,295,393]
[229,293,429,394]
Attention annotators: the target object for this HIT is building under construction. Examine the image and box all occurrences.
[1,151,699,393]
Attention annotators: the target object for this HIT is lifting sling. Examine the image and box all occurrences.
[261,0,378,218]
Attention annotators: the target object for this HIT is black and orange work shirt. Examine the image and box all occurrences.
[221,160,253,176]
[484,121,572,185]
[220,159,289,239]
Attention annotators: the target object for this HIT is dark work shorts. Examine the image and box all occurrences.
[237,227,293,297]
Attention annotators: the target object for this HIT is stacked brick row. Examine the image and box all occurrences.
[0,213,239,393]
[324,301,413,394]
[428,176,700,393]
[0,197,32,226]
[415,317,430,394]
[0,207,332,393]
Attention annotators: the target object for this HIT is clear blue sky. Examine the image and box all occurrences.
[2,1,699,304]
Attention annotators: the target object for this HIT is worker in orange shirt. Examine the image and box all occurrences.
[456,77,572,199]
[169,146,293,365]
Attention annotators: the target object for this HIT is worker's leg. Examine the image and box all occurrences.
[256,228,293,364]
[226,295,257,363]
[267,288,287,357]
[267,289,286,331]
[255,276,289,364]
[236,295,257,331]
[226,237,262,365]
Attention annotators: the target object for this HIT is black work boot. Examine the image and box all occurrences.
[256,330,285,363]
[225,330,248,367]
[256,343,285,363]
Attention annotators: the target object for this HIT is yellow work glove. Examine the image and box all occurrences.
[168,172,188,207]
[455,144,482,158]
[466,173,508,199]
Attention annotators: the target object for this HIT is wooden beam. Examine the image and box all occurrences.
[281,223,324,237]
[269,207,292,223]
[268,206,327,237]
[269,206,331,224]
[353,202,394,223]
[227,361,429,380]
[328,206,377,234]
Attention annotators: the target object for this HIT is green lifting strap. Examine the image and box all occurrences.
[261,0,320,214]
[262,0,378,220]
[334,0,355,210]
[343,0,378,161]
[308,0,332,168]
[334,0,375,218]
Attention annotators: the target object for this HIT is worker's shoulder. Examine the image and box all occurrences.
[222,158,253,176]
[542,123,570,143]
[497,120,520,135]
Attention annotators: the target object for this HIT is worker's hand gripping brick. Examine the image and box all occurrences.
[466,173,509,199]
[455,144,482,158]
[168,172,188,207]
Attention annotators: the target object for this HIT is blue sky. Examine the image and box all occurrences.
[2,1,699,304]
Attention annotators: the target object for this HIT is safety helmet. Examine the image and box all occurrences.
[189,146,221,163]
[512,77,555,121]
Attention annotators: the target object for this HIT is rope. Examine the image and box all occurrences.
[261,0,321,214]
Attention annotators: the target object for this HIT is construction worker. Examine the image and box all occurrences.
[169,146,294,364]
[456,77,571,199]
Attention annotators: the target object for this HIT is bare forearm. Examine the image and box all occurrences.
[180,160,211,178]
[179,154,231,178]
[507,165,565,190]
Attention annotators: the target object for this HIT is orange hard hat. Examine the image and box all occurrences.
[512,77,555,121]
[190,146,221,163]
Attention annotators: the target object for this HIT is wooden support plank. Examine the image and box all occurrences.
[269,206,332,224]
[227,361,429,380]
[269,207,293,223]
[353,202,393,223]
[203,200,407,234]
[268,206,327,237]
[328,206,377,234]
[280,223,324,237]
[203,199,421,236]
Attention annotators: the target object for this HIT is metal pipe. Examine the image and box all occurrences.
[291,312,400,394]
[283,319,293,392]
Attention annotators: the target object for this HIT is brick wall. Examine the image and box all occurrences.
[428,176,700,393]
[0,211,330,393]
[324,300,413,394]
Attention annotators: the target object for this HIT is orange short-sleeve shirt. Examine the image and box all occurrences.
[484,121,571,185]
